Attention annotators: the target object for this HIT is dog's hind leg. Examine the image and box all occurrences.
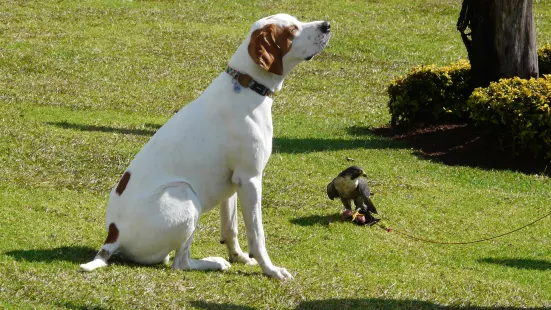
[165,184,231,272]
[172,234,231,271]
[219,193,256,265]
[80,223,120,272]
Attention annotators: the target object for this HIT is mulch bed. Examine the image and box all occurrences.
[371,123,550,175]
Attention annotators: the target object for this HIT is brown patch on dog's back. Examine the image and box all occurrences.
[104,223,119,244]
[116,171,131,196]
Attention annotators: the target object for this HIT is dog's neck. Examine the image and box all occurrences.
[227,41,301,93]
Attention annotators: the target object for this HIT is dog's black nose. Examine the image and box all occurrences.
[319,21,330,34]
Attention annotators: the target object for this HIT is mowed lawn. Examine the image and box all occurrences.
[2,0,551,309]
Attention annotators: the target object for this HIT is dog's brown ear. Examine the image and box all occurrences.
[248,24,297,75]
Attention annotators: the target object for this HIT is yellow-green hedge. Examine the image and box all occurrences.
[387,60,471,127]
[387,45,551,127]
[468,75,551,158]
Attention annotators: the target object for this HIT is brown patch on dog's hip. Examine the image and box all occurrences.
[116,171,131,196]
[104,223,119,244]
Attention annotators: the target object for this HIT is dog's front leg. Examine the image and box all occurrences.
[233,174,293,280]
[219,193,257,265]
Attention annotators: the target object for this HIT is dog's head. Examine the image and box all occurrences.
[229,14,330,92]
[247,14,331,76]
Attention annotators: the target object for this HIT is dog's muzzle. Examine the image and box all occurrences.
[305,21,331,61]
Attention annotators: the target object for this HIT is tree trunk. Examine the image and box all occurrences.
[457,0,539,88]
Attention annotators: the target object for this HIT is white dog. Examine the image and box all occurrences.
[80,13,330,280]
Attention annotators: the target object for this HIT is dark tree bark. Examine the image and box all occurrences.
[457,0,539,88]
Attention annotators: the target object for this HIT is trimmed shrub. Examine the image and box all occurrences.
[387,45,550,127]
[468,75,551,158]
[387,60,471,127]
[539,43,551,75]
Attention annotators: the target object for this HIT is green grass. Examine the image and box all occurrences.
[2,0,551,309]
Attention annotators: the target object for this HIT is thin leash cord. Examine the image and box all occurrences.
[374,210,551,245]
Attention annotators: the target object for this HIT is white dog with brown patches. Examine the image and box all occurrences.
[80,14,330,280]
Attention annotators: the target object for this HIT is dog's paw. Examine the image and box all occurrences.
[79,259,107,272]
[203,256,231,271]
[229,253,257,266]
[263,265,293,281]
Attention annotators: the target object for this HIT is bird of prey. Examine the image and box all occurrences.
[327,166,379,225]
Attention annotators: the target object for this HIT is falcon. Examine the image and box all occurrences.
[327,166,379,225]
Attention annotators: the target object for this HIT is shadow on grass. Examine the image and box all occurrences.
[5,246,168,269]
[57,302,107,310]
[191,301,255,310]
[366,123,551,175]
[5,246,97,263]
[46,121,161,136]
[192,299,547,310]
[296,299,549,309]
[273,136,403,154]
[48,121,404,153]
[479,257,551,271]
[289,213,340,227]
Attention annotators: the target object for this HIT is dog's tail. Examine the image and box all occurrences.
[80,223,120,272]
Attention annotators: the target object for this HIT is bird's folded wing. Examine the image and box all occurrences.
[358,178,378,214]
[326,180,339,200]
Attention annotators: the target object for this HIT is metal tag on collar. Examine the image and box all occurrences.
[233,82,241,93]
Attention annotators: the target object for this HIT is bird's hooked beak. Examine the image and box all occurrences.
[361,171,367,177]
